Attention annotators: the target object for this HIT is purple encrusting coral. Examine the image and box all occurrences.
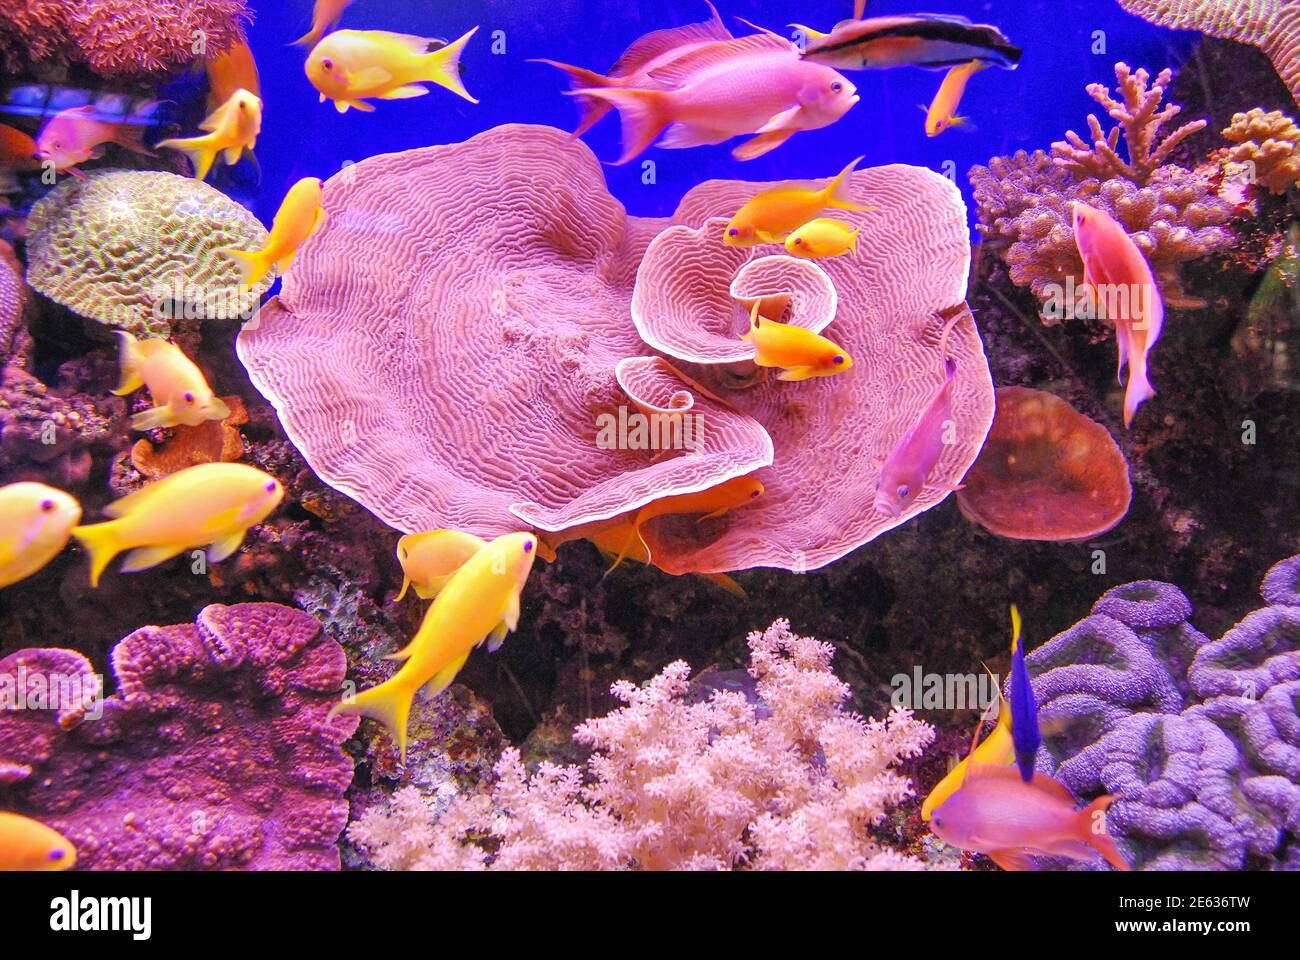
[0,603,359,870]
[1024,555,1300,870]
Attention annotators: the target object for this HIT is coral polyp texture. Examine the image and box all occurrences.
[1024,556,1300,869]
[347,619,935,870]
[0,239,26,362]
[1116,0,1300,107]
[956,387,1131,541]
[1220,108,1300,194]
[238,123,992,575]
[969,63,1237,306]
[0,603,359,870]
[26,171,271,337]
[0,0,252,78]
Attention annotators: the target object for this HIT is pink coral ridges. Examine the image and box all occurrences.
[238,125,991,574]
[347,619,935,870]
[0,604,359,870]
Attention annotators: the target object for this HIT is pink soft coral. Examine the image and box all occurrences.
[348,620,934,870]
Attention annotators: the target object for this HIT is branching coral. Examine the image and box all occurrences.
[1220,108,1300,194]
[970,62,1236,307]
[347,619,935,870]
[0,0,252,78]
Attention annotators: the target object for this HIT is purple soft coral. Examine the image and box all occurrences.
[0,603,358,870]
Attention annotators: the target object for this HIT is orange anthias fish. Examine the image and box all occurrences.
[534,2,733,138]
[0,123,40,171]
[741,301,854,381]
[206,37,261,111]
[784,217,860,258]
[34,106,154,178]
[922,59,987,136]
[0,812,76,871]
[219,177,326,288]
[724,155,866,246]
[306,27,479,111]
[113,331,231,430]
[574,33,859,162]
[294,0,355,49]
[1072,201,1165,428]
[395,529,487,601]
[609,474,764,570]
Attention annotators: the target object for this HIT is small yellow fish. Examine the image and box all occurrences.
[219,177,326,289]
[157,88,262,181]
[784,217,859,259]
[724,155,868,247]
[113,331,231,431]
[294,0,355,49]
[71,463,284,587]
[922,59,987,136]
[740,301,854,382]
[0,483,82,589]
[330,531,538,760]
[395,529,487,601]
[305,27,479,112]
[0,812,76,871]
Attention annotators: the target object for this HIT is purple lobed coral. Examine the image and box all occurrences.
[0,603,359,870]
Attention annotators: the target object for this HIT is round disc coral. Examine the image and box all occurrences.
[26,170,272,337]
[956,386,1131,540]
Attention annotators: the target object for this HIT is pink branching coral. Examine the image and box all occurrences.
[347,619,935,870]
[1116,0,1300,107]
[0,0,252,78]
[1220,108,1300,194]
[970,62,1236,308]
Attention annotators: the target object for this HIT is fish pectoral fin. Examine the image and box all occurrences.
[377,84,430,100]
[418,651,471,700]
[732,130,795,161]
[756,106,804,134]
[754,229,786,244]
[119,544,187,574]
[350,66,394,89]
[307,206,328,239]
[484,621,509,653]
[776,366,816,382]
[130,405,175,431]
[206,530,246,564]
[986,848,1034,872]
[502,591,522,633]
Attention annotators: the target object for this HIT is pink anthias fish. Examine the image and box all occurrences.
[1072,201,1165,428]
[929,763,1129,871]
[573,32,859,162]
[534,2,734,138]
[872,311,964,517]
[35,105,153,178]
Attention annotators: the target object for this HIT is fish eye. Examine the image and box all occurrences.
[523,539,534,553]
[184,392,195,403]
[322,58,334,71]
[265,481,277,493]
[48,848,66,861]
[40,498,55,511]
[728,227,739,237]
[750,489,760,498]
[831,81,843,92]
[792,237,803,245]
[897,484,910,499]
[932,816,943,829]
[833,355,845,365]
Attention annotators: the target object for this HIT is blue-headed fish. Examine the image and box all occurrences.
[1008,604,1041,782]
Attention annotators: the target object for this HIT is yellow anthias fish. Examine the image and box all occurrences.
[740,301,854,382]
[0,483,82,589]
[156,88,262,181]
[922,59,987,136]
[71,463,284,587]
[395,529,487,601]
[0,812,76,871]
[330,531,538,760]
[785,217,859,259]
[724,155,868,247]
[219,177,326,289]
[113,331,231,431]
[305,27,480,112]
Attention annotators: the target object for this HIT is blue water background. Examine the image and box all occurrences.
[244,1,1199,231]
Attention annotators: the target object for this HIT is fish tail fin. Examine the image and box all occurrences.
[421,26,480,104]
[825,155,870,211]
[112,330,144,395]
[156,134,220,181]
[1122,372,1155,429]
[328,675,416,762]
[701,572,746,597]
[605,521,643,574]
[572,87,671,165]
[1078,795,1130,871]
[70,521,123,588]
[113,113,155,156]
[292,24,325,48]
[531,59,616,137]
[395,577,412,602]
[217,246,272,289]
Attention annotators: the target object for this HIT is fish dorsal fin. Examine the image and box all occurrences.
[1030,772,1078,804]
[103,476,181,518]
[646,33,792,87]
[960,692,1002,788]
[384,32,447,55]
[609,2,733,77]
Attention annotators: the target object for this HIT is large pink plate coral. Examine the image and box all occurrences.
[238,125,992,574]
